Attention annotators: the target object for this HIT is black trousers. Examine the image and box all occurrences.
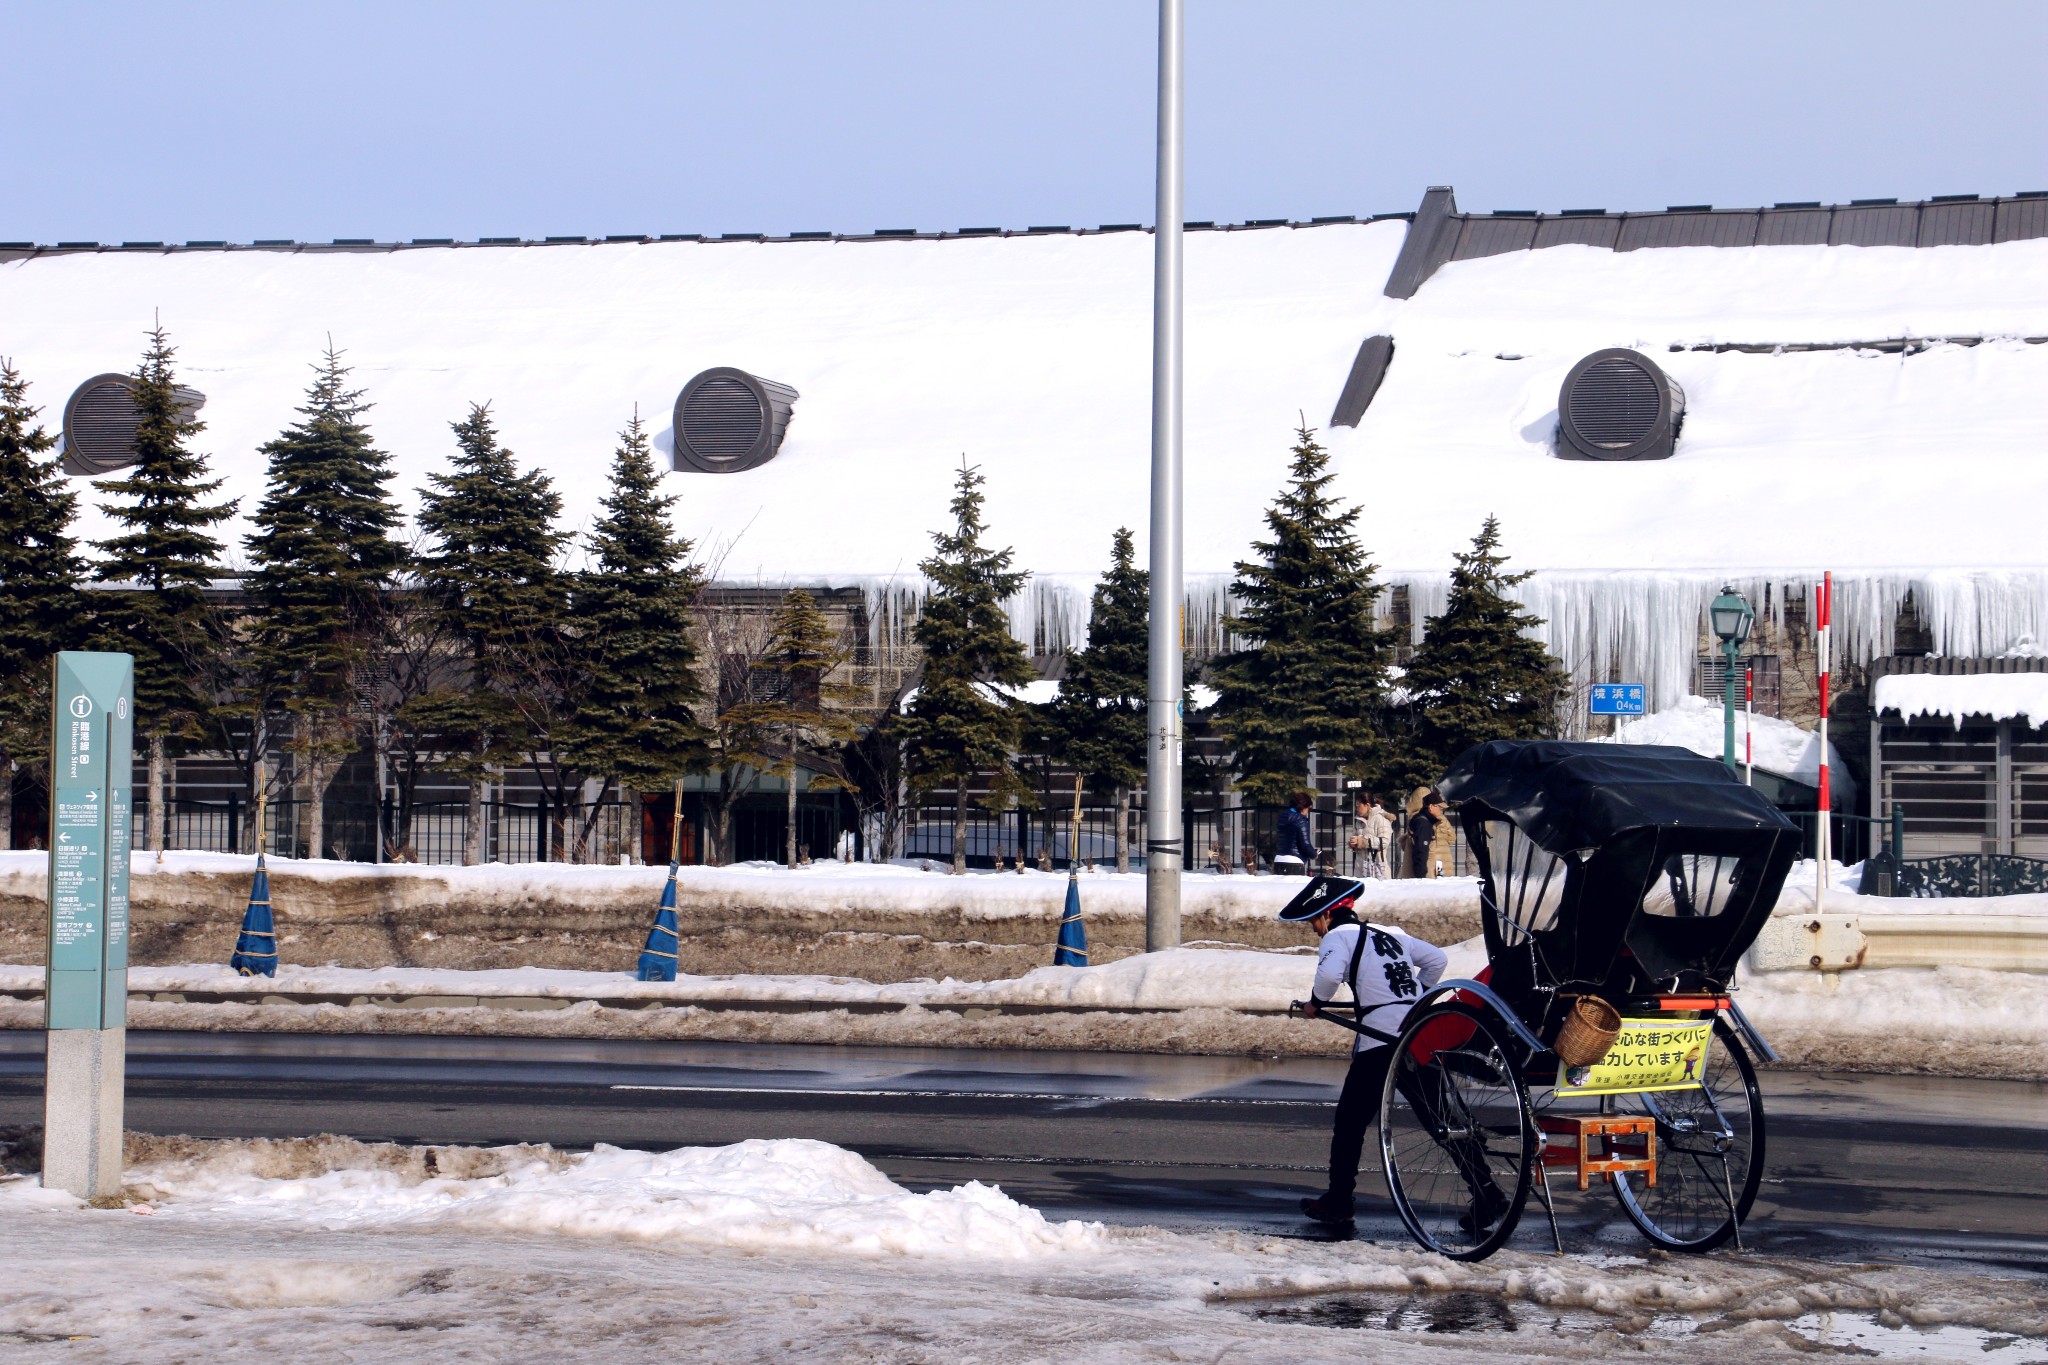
[1326,1044,1503,1205]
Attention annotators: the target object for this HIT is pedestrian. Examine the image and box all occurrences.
[1281,881,1506,1232]
[1408,790,1448,879]
[1350,796,1393,879]
[1272,790,1316,875]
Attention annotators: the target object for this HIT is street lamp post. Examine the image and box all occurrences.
[1709,587,1754,772]
[1144,0,1184,952]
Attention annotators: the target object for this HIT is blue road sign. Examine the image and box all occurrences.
[1589,683,1646,717]
[47,652,133,1031]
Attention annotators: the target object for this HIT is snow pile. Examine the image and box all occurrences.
[0,945,1319,1012]
[0,846,1479,927]
[1736,964,2048,1080]
[1604,695,1854,798]
[1872,670,2048,727]
[108,1135,1105,1261]
[6,1134,2046,1362]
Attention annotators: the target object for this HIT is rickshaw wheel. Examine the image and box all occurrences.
[1607,1018,1765,1252]
[1379,1002,1536,1261]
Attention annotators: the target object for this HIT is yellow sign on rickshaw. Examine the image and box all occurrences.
[1555,1018,1714,1096]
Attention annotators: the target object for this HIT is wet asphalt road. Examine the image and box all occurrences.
[1,1030,2043,1276]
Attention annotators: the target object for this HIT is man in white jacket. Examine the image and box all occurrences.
[1283,880,1501,1230]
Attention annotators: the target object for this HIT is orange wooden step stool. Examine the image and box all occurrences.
[1539,1115,1657,1191]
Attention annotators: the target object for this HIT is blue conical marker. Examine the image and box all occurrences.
[230,854,278,977]
[636,862,682,982]
[1054,870,1088,967]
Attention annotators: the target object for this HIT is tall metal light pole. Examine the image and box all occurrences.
[1144,0,1184,952]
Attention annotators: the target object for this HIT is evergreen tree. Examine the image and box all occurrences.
[1041,526,1148,870]
[753,588,860,866]
[1210,424,1396,804]
[900,459,1034,873]
[408,404,568,863]
[0,360,86,849]
[91,323,236,852]
[557,412,707,856]
[1397,515,1566,784]
[244,346,405,858]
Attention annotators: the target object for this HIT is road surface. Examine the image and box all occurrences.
[1,1030,2042,1274]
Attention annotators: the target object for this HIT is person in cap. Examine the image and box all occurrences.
[1408,790,1449,879]
[1281,876,1488,1230]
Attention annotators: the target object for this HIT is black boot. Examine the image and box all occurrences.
[1456,1185,1512,1238]
[1300,1192,1355,1227]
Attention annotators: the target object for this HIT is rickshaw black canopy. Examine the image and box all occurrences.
[1441,741,1798,1002]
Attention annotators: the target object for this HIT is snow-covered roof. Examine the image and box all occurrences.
[1872,671,2048,728]
[6,209,2047,705]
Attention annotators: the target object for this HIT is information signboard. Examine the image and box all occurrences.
[46,652,133,1031]
[1554,1018,1714,1096]
[1588,684,1646,717]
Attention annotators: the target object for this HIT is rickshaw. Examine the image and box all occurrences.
[1293,741,1798,1261]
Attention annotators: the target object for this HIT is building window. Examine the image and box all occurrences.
[1695,654,1780,718]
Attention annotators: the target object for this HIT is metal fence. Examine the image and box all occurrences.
[131,796,641,865]
[900,803,1474,877]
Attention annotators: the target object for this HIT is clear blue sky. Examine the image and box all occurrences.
[6,1,2044,243]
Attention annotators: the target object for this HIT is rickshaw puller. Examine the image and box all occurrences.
[1285,893,1505,1231]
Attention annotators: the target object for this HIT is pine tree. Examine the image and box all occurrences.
[557,411,708,857]
[754,588,861,866]
[408,404,568,863]
[1397,515,1566,784]
[0,360,86,849]
[244,346,405,858]
[900,459,1034,873]
[91,323,237,852]
[1042,527,1148,870]
[1210,424,1397,805]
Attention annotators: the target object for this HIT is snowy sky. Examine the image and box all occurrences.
[5,1,2045,243]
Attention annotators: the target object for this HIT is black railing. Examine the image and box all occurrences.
[1889,853,2048,898]
[899,804,1473,876]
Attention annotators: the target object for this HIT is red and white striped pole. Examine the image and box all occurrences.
[1816,572,1832,907]
[1744,662,1754,786]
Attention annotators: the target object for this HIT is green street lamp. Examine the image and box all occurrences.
[1709,586,1754,771]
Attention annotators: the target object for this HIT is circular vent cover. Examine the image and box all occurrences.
[1557,348,1684,461]
[60,373,207,477]
[672,367,799,473]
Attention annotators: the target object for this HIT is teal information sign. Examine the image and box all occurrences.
[46,652,134,1031]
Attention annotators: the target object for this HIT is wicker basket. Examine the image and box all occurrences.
[1552,997,1623,1068]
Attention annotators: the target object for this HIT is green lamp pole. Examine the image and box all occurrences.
[1709,586,1755,771]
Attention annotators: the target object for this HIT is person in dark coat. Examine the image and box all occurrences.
[1273,791,1316,874]
[1408,791,1447,878]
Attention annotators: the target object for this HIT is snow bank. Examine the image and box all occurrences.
[0,849,1485,979]
[102,1134,1105,1261]
[5,1135,2044,1362]
[0,847,1478,925]
[1604,695,1854,800]
[1737,964,2048,1080]
[1873,670,2048,728]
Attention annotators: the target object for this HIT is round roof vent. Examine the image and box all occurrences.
[672,367,799,474]
[1557,348,1684,461]
[60,373,207,477]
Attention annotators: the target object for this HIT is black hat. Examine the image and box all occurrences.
[1276,874,1366,921]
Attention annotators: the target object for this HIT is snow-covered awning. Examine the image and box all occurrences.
[1873,672,2048,728]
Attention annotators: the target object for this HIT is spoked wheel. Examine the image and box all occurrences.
[1607,1018,1765,1252]
[1379,1002,1536,1261]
